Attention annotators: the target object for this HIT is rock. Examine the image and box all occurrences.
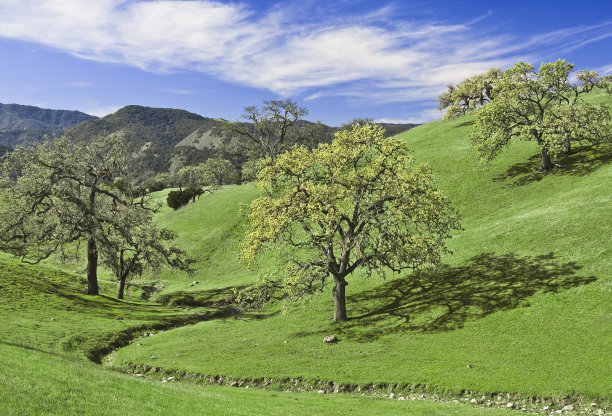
[150,356,157,359]
[167,376,175,381]
[398,396,405,401]
[543,406,550,411]
[506,402,514,408]
[230,381,238,387]
[591,403,597,407]
[389,393,396,399]
[317,390,325,395]
[562,405,574,412]
[466,364,473,368]
[323,335,338,343]
[471,399,478,404]
[161,379,167,383]
[50,318,55,321]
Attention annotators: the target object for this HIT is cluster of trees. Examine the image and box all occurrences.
[439,59,612,171]
[0,136,192,299]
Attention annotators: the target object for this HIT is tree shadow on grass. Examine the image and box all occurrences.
[494,142,612,186]
[295,252,595,341]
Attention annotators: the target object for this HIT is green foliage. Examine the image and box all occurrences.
[166,188,203,210]
[243,123,460,320]
[439,68,503,118]
[0,103,96,148]
[469,59,612,170]
[200,157,238,186]
[0,135,188,297]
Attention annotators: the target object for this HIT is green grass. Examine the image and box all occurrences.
[113,91,612,406]
[0,257,519,415]
[2,90,611,414]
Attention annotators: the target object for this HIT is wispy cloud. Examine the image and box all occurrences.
[0,1,610,104]
[67,81,93,88]
[156,88,197,95]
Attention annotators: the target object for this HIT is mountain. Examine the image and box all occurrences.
[0,103,97,148]
[65,105,227,181]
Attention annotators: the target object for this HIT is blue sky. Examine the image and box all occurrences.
[0,0,611,126]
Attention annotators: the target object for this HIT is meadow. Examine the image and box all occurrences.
[1,90,611,415]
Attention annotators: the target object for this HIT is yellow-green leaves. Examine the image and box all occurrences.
[241,122,461,306]
[470,59,612,170]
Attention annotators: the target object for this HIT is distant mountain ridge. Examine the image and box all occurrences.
[2,103,418,183]
[0,103,97,147]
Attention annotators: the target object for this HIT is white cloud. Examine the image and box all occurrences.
[156,88,197,95]
[0,1,610,104]
[83,104,121,117]
[67,81,93,88]
[377,108,443,125]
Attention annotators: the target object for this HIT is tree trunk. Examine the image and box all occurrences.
[86,236,99,295]
[540,147,553,171]
[332,278,348,322]
[563,139,571,155]
[117,277,126,299]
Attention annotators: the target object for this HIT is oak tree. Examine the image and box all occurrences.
[0,136,190,296]
[469,60,611,171]
[242,123,460,321]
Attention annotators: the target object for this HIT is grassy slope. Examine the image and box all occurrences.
[0,260,512,415]
[114,91,612,403]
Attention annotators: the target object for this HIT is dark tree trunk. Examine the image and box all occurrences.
[540,147,553,171]
[332,278,348,322]
[563,139,571,155]
[117,277,126,299]
[86,236,99,295]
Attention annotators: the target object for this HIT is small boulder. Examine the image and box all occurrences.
[466,364,472,368]
[562,405,574,412]
[317,390,325,395]
[506,402,514,408]
[389,393,396,399]
[323,335,338,343]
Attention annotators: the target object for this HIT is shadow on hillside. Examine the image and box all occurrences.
[294,252,595,341]
[454,120,474,128]
[494,142,612,186]
[156,285,248,307]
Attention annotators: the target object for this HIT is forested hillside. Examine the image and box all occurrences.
[0,103,97,147]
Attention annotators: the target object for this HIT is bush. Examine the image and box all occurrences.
[167,188,202,210]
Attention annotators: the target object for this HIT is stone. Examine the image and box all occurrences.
[591,403,598,407]
[471,399,478,404]
[317,390,325,395]
[466,364,473,368]
[230,381,238,387]
[50,318,55,321]
[167,377,175,381]
[389,393,396,399]
[398,397,405,401]
[323,335,338,343]
[562,405,574,412]
[161,379,167,383]
[506,402,514,408]
[543,406,550,411]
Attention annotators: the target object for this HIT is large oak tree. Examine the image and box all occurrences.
[242,123,461,321]
[468,60,611,171]
[0,136,189,296]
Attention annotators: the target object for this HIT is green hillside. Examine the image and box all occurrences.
[0,102,97,148]
[1,90,610,415]
[111,90,612,411]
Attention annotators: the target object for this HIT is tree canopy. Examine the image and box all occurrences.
[438,68,503,118]
[466,59,612,171]
[0,136,190,296]
[242,123,461,321]
[226,99,312,161]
